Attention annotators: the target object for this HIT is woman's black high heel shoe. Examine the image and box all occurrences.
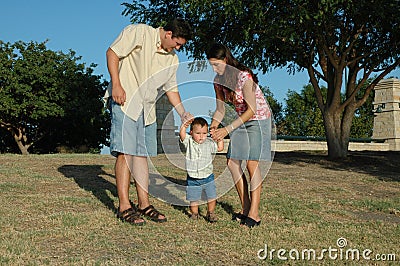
[241,216,261,228]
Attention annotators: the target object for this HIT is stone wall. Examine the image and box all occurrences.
[155,78,400,153]
[215,139,390,153]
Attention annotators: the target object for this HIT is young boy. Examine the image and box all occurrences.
[179,117,224,222]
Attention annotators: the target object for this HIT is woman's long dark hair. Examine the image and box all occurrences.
[206,43,258,92]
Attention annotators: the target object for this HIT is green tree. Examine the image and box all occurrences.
[350,77,375,139]
[36,62,110,154]
[0,41,110,155]
[282,81,375,139]
[0,127,17,153]
[122,0,400,158]
[283,84,326,137]
[261,85,283,128]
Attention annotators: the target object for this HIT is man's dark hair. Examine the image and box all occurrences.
[164,18,192,40]
[190,117,208,131]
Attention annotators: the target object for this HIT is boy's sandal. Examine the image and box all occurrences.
[117,207,146,226]
[138,205,167,223]
[206,212,218,223]
[189,213,200,220]
[241,216,261,228]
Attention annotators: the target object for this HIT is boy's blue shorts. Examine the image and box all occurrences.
[186,174,216,201]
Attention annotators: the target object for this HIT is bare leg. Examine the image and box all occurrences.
[131,156,149,208]
[227,158,250,215]
[247,160,262,222]
[207,199,216,213]
[132,156,165,220]
[115,153,133,212]
[206,199,218,222]
[190,202,199,215]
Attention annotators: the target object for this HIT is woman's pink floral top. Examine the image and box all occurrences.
[216,71,271,120]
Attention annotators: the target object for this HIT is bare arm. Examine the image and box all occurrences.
[165,91,184,116]
[216,139,224,152]
[179,120,191,142]
[211,79,256,141]
[106,48,126,105]
[166,90,193,124]
[210,85,225,134]
[237,79,257,124]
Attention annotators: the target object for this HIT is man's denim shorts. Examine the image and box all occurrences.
[109,100,157,157]
[186,174,217,201]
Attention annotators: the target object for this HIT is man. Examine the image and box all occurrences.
[105,18,193,225]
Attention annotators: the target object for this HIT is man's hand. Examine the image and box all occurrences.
[112,84,126,106]
[181,112,194,125]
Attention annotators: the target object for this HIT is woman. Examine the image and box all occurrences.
[207,43,271,228]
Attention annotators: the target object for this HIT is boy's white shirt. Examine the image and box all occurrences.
[180,135,217,178]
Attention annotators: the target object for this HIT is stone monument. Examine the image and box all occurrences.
[156,93,179,153]
[372,78,400,150]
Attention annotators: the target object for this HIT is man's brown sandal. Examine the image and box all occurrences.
[117,201,145,226]
[138,205,167,223]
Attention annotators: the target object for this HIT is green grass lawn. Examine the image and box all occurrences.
[0,152,399,265]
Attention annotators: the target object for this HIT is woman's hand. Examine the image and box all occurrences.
[209,126,217,136]
[211,127,229,142]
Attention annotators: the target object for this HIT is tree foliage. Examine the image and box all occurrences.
[282,84,326,137]
[122,0,400,158]
[0,41,110,154]
[283,82,375,139]
[261,85,283,127]
[350,77,375,139]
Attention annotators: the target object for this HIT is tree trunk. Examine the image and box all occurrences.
[323,107,355,160]
[13,127,30,155]
[15,140,30,155]
[1,123,31,155]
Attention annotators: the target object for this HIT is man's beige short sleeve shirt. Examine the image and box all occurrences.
[104,24,179,125]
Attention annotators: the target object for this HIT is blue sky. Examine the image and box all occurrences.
[0,0,309,105]
[1,0,399,107]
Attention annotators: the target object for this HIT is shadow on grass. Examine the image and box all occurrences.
[58,165,118,212]
[217,201,235,217]
[148,173,189,206]
[274,151,400,182]
[171,201,236,219]
[171,205,191,217]
[58,165,199,212]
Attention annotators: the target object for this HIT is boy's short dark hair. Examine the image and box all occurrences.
[164,18,192,40]
[190,117,208,131]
